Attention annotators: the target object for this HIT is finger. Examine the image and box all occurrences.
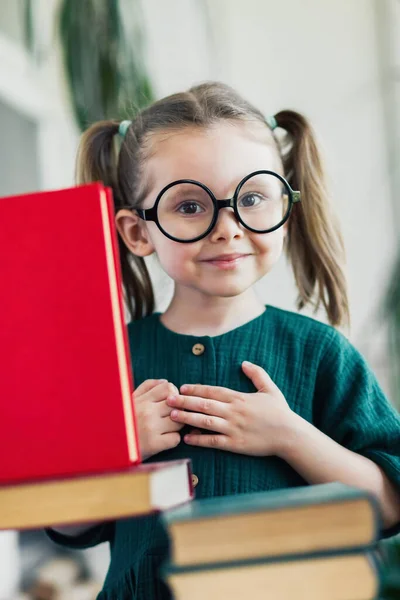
[166,394,229,418]
[154,398,179,417]
[134,379,167,397]
[184,432,230,450]
[141,381,179,403]
[159,432,181,452]
[161,417,185,432]
[158,400,175,418]
[241,361,277,393]
[170,409,229,434]
[179,384,234,403]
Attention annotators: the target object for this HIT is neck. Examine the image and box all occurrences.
[161,287,266,336]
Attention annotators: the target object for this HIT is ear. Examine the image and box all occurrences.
[115,209,155,257]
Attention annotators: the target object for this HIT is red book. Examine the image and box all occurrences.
[0,183,140,483]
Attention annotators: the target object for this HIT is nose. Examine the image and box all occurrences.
[208,208,244,242]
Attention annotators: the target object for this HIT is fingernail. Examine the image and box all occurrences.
[167,396,177,404]
[180,384,188,392]
[171,410,178,418]
[242,361,251,367]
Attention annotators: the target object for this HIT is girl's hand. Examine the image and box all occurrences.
[166,361,294,457]
[134,379,184,461]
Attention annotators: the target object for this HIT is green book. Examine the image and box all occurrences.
[162,482,380,568]
[163,549,381,600]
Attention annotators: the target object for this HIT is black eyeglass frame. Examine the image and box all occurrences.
[134,170,301,243]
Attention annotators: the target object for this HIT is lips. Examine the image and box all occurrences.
[202,253,249,262]
[199,253,251,270]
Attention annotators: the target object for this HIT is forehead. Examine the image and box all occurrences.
[142,122,281,195]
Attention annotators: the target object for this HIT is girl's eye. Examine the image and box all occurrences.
[238,193,266,208]
[177,201,205,215]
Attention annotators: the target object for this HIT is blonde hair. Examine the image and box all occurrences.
[76,81,349,327]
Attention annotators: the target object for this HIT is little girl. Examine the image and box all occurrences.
[48,82,400,600]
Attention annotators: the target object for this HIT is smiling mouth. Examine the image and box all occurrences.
[202,253,250,261]
[201,253,251,269]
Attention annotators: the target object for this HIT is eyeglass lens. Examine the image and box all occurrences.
[157,173,290,241]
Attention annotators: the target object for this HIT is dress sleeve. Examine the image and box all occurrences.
[45,521,114,550]
[313,329,400,538]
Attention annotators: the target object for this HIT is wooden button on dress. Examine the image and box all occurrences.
[192,343,205,356]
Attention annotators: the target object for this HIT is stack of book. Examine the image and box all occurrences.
[162,482,382,600]
[0,183,193,531]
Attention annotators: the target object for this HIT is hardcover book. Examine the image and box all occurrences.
[0,183,138,483]
[0,459,193,530]
[163,482,380,566]
[164,550,380,600]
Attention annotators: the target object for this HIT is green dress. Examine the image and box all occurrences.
[47,306,400,600]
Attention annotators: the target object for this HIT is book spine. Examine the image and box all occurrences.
[105,188,142,464]
[99,187,138,463]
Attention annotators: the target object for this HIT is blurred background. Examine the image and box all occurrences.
[0,0,399,598]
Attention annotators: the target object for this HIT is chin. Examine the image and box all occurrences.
[201,282,254,298]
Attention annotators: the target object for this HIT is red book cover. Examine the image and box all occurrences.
[0,183,140,483]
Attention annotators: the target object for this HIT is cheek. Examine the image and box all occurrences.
[149,232,199,279]
[253,229,285,259]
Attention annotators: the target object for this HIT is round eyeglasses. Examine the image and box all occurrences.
[134,170,301,243]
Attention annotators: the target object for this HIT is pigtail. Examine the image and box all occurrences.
[274,110,349,328]
[75,120,154,322]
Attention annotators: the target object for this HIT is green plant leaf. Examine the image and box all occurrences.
[22,0,34,53]
[58,0,154,131]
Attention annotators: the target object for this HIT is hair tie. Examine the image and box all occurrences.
[265,115,278,131]
[118,120,132,139]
